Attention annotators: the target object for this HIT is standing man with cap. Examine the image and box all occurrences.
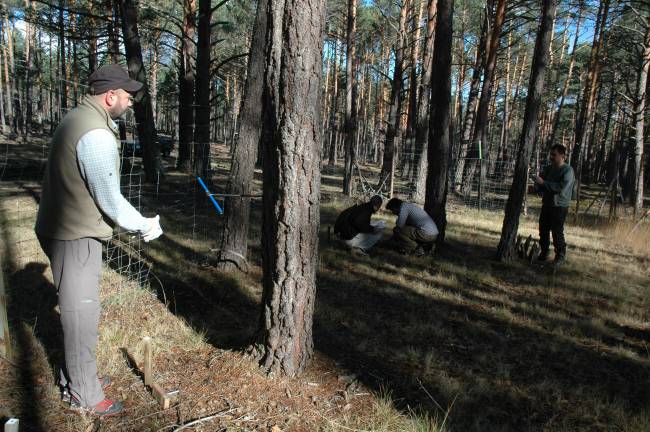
[35,64,163,416]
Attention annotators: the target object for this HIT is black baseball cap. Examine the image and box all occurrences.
[88,64,143,95]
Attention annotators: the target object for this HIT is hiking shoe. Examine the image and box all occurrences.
[62,377,112,404]
[553,255,565,267]
[414,246,425,257]
[70,396,124,417]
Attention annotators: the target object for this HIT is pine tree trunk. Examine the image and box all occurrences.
[216,0,267,272]
[412,0,436,202]
[342,0,358,195]
[496,0,556,261]
[327,38,340,166]
[573,0,609,212]
[460,0,506,195]
[632,19,650,218]
[453,13,487,192]
[57,0,67,111]
[118,0,162,183]
[193,0,211,178]
[424,0,453,242]
[256,0,324,377]
[380,0,410,196]
[176,0,196,172]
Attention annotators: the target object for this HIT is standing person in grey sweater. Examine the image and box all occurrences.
[35,65,163,416]
[386,198,438,256]
[532,144,575,265]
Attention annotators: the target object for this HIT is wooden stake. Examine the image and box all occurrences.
[143,336,152,387]
[151,382,170,409]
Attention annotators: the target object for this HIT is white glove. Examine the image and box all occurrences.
[142,215,163,242]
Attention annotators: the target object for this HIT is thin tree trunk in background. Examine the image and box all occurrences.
[380,0,410,197]
[497,0,556,261]
[150,32,160,124]
[547,3,583,149]
[412,0,436,202]
[57,0,67,111]
[108,0,120,63]
[424,0,453,243]
[216,0,267,272]
[460,0,506,195]
[632,18,650,218]
[328,38,340,166]
[0,26,5,132]
[118,0,162,183]
[573,0,609,213]
[257,0,324,377]
[496,33,512,172]
[1,17,11,131]
[342,0,358,195]
[23,0,32,136]
[88,15,97,74]
[402,0,425,178]
[454,11,487,192]
[176,0,196,172]
[193,0,211,178]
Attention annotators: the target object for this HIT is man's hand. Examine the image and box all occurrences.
[142,215,163,242]
[532,175,544,186]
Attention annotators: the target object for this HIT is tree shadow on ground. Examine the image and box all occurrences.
[315,205,650,431]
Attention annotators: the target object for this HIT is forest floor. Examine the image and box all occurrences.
[1,134,649,431]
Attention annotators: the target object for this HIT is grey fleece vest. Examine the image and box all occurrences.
[35,96,120,240]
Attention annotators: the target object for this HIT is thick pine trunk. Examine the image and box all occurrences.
[216,0,267,272]
[424,0,453,243]
[176,0,196,172]
[193,0,211,178]
[342,0,358,195]
[256,0,324,377]
[496,0,556,261]
[118,0,162,183]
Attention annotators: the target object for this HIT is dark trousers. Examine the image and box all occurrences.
[539,206,568,258]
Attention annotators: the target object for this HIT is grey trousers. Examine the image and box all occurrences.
[37,235,104,407]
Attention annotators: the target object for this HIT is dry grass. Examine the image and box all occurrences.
[1,136,648,431]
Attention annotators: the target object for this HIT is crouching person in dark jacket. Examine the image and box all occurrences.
[334,195,385,255]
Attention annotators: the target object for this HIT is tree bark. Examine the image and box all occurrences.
[216,0,267,272]
[460,0,506,194]
[496,0,557,261]
[572,0,609,213]
[632,18,650,218]
[453,12,487,192]
[193,0,212,178]
[176,0,196,172]
[118,0,162,183]
[412,0,437,202]
[424,0,453,243]
[379,0,410,197]
[342,0,358,195]
[256,0,324,377]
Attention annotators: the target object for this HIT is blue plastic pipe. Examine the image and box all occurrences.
[196,176,224,214]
